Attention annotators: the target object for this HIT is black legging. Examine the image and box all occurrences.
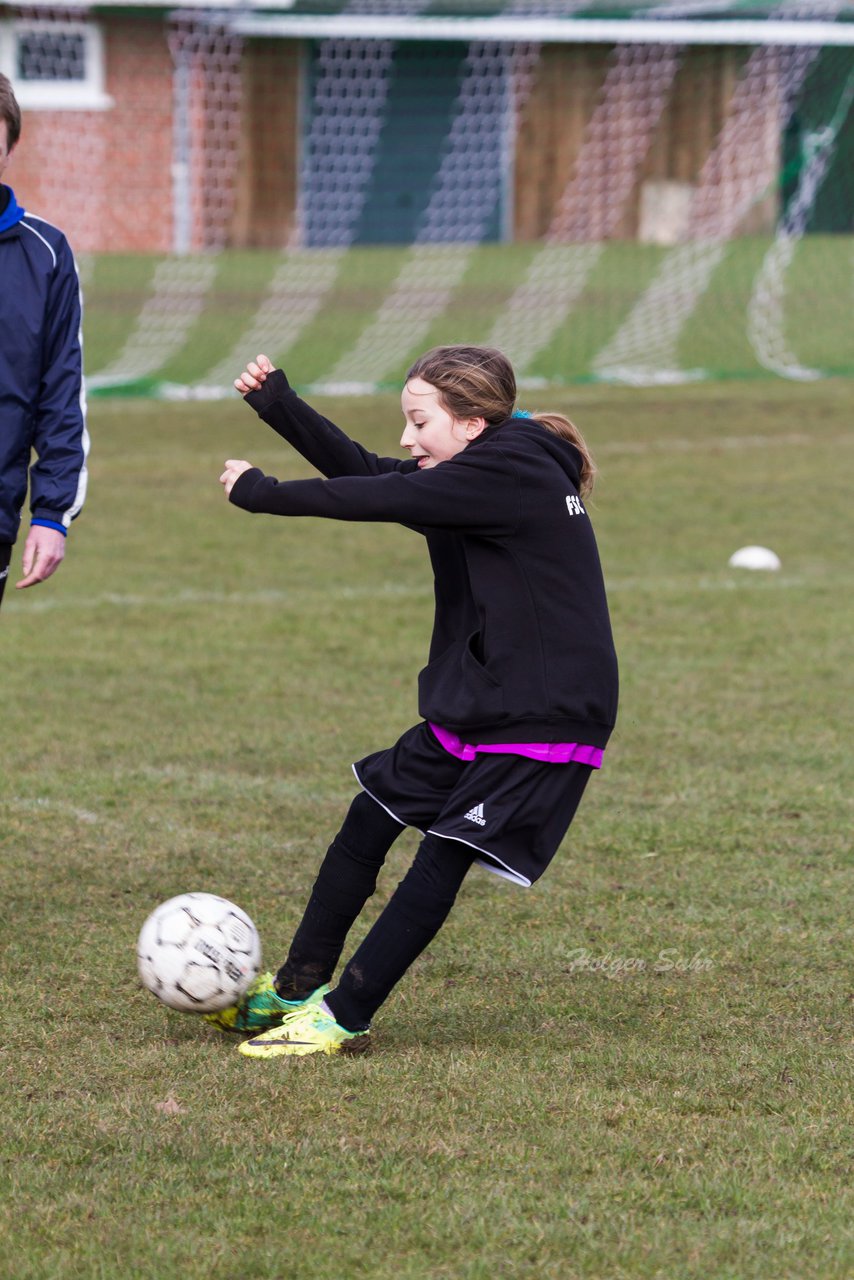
[275,792,475,1031]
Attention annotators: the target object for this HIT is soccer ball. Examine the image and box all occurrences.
[137,892,262,1013]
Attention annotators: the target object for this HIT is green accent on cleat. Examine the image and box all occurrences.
[238,1004,370,1059]
[203,973,329,1034]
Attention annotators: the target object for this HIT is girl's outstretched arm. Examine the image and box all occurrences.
[236,359,413,481]
[226,445,521,538]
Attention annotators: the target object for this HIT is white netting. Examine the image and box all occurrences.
[89,11,243,388]
[7,2,852,391]
[8,4,103,289]
[324,38,541,390]
[202,28,403,389]
[747,54,854,377]
[488,41,685,375]
[595,1,849,381]
[595,37,822,378]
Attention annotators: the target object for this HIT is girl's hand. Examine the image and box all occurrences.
[234,353,273,395]
[220,459,254,497]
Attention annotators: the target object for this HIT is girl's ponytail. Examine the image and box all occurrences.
[533,412,597,498]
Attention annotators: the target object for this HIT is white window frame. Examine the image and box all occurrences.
[0,19,112,111]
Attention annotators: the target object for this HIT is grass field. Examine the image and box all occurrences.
[1,376,852,1279]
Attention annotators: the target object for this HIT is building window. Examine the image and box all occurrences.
[0,20,111,110]
[17,29,88,81]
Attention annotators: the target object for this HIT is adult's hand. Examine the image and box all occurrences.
[16,525,66,590]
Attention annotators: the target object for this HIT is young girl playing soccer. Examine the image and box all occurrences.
[212,345,618,1058]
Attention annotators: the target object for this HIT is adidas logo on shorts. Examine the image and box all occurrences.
[464,802,486,827]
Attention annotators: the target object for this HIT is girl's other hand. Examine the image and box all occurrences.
[234,353,273,395]
[220,459,254,497]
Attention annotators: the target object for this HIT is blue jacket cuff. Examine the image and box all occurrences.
[31,519,68,537]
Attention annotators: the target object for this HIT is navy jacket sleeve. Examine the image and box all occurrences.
[245,370,412,479]
[29,235,88,528]
[229,445,521,537]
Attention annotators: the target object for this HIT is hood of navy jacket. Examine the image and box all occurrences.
[0,185,25,233]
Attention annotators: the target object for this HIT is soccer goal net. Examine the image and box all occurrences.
[8,2,852,394]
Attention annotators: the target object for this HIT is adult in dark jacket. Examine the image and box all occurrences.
[210,345,618,1058]
[0,75,88,609]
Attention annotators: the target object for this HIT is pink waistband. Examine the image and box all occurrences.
[429,722,603,769]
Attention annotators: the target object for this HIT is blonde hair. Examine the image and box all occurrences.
[406,344,596,497]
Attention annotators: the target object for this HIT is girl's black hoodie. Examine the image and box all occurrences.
[233,371,618,749]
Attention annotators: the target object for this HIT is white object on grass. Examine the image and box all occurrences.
[728,545,782,571]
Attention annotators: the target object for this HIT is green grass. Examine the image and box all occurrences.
[1,378,852,1279]
[81,237,854,389]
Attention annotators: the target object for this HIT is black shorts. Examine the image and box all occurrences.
[353,721,593,887]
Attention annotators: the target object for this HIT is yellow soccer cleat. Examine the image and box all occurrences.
[204,972,329,1034]
[238,1003,370,1058]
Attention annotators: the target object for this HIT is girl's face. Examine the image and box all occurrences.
[400,377,485,469]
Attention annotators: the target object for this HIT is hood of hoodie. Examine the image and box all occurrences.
[468,416,584,492]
